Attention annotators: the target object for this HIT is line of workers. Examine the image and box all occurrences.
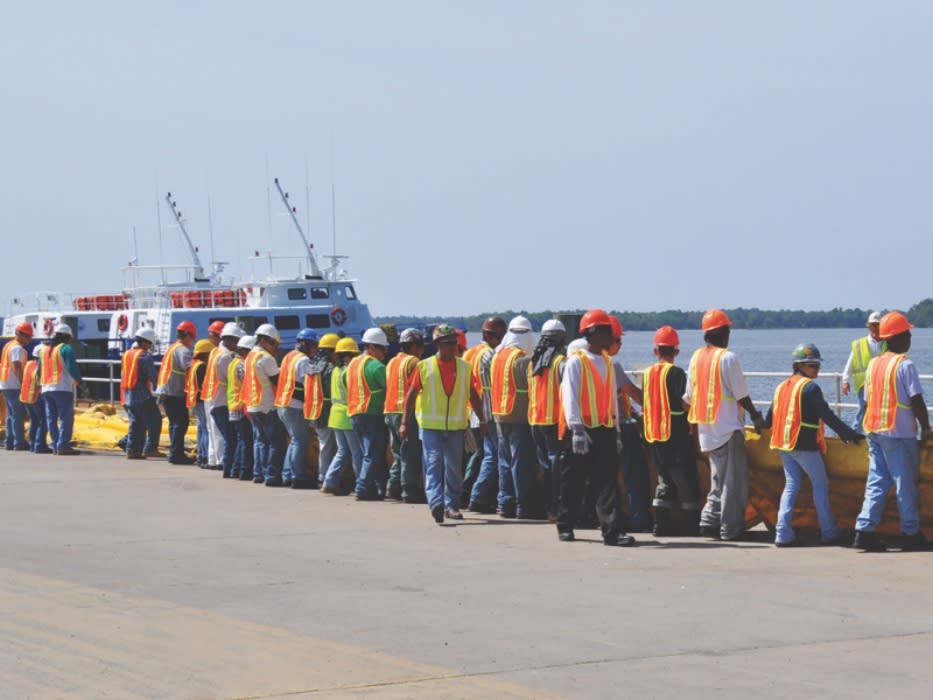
[1,309,929,551]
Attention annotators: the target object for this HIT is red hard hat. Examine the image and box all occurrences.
[609,316,624,338]
[878,311,913,339]
[654,325,680,347]
[579,309,613,334]
[701,309,732,332]
[15,322,34,337]
[208,320,225,335]
[176,320,197,337]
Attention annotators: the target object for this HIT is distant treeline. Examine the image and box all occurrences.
[377,298,933,332]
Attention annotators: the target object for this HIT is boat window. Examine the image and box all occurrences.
[287,288,307,300]
[275,315,300,330]
[311,287,329,299]
[344,285,357,300]
[97,319,111,332]
[306,314,330,329]
[236,316,268,333]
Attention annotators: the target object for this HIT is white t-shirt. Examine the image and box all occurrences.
[683,348,750,452]
[0,343,26,390]
[246,349,281,414]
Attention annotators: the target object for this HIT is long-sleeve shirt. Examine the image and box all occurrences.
[560,350,630,430]
[765,378,860,450]
[124,352,158,405]
[841,336,885,387]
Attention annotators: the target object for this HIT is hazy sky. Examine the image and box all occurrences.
[2,2,931,317]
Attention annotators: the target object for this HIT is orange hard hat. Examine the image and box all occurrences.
[701,309,732,332]
[654,325,680,347]
[455,328,467,350]
[15,322,34,337]
[579,309,613,334]
[208,320,225,335]
[609,316,624,338]
[176,320,197,337]
[878,311,913,339]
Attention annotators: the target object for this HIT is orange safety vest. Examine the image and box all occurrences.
[576,350,616,429]
[769,374,825,452]
[185,359,205,408]
[527,354,564,426]
[384,353,418,414]
[19,359,40,404]
[0,341,23,382]
[274,350,306,408]
[227,356,244,411]
[156,341,186,389]
[303,371,326,420]
[643,362,685,443]
[490,347,526,417]
[200,346,224,402]
[120,348,145,404]
[39,344,65,386]
[862,352,911,434]
[241,349,274,410]
[346,354,380,416]
[687,346,729,425]
[465,343,493,397]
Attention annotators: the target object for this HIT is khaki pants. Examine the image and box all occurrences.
[700,430,749,540]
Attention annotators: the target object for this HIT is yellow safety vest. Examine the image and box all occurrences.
[850,336,886,393]
[415,356,470,431]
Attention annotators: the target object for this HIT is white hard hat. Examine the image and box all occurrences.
[237,335,257,350]
[542,319,566,335]
[134,327,157,345]
[53,323,73,337]
[509,315,533,333]
[399,328,423,344]
[32,344,44,358]
[867,311,883,325]
[255,323,280,343]
[567,338,588,354]
[362,327,389,347]
[221,322,245,339]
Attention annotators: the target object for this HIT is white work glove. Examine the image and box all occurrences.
[571,425,592,455]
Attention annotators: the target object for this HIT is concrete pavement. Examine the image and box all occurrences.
[1,450,932,699]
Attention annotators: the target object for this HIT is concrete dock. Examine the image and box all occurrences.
[2,450,932,699]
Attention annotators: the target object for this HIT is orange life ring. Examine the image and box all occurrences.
[117,313,129,332]
[43,318,54,336]
[331,306,348,326]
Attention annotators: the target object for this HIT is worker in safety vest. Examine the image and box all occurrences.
[464,316,507,514]
[684,309,765,541]
[384,328,426,503]
[643,326,700,536]
[346,327,389,500]
[556,309,635,546]
[156,320,196,464]
[121,327,159,460]
[853,311,933,552]
[37,323,84,456]
[187,339,213,467]
[765,343,862,547]
[528,319,567,522]
[19,344,49,453]
[243,323,285,486]
[202,323,244,478]
[228,335,256,480]
[401,324,485,524]
[1,322,34,451]
[274,328,319,489]
[305,333,339,486]
[841,311,886,434]
[490,315,538,518]
[321,337,364,494]
[200,320,226,468]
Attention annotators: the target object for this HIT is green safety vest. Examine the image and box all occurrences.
[415,356,470,431]
[851,336,886,392]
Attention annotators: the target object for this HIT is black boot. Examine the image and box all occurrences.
[901,531,933,551]
[681,509,700,537]
[853,530,887,552]
[652,507,672,536]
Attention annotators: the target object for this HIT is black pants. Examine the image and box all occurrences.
[557,427,624,540]
[651,434,700,511]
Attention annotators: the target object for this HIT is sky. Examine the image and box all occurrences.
[2,2,932,318]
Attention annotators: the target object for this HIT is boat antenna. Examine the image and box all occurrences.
[207,194,217,277]
[264,154,273,236]
[273,177,323,279]
[164,192,208,281]
[304,153,312,238]
[330,135,337,258]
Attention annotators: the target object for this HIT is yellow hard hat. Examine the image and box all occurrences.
[334,337,359,355]
[319,333,340,350]
[194,339,215,355]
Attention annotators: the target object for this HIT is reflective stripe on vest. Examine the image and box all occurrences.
[851,336,886,393]
[576,350,615,429]
[241,349,272,409]
[643,362,681,443]
[468,344,493,397]
[687,346,731,425]
[769,374,827,452]
[491,347,525,417]
[120,348,144,404]
[200,346,224,401]
[0,342,19,381]
[19,360,40,404]
[157,341,186,389]
[185,359,204,408]
[384,353,417,414]
[274,350,305,408]
[347,354,382,416]
[303,372,326,420]
[527,354,564,426]
[227,356,244,410]
[863,352,911,434]
[415,355,470,431]
[39,345,64,386]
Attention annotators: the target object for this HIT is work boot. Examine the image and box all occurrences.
[57,447,81,456]
[604,532,637,547]
[699,525,720,539]
[144,450,166,458]
[558,530,575,542]
[652,507,672,537]
[901,532,933,551]
[681,510,700,537]
[853,530,887,552]
[431,505,445,524]
[126,452,146,460]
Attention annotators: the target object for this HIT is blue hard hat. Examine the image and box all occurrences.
[296,328,319,343]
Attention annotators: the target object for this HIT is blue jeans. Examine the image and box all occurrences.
[315,425,337,482]
[324,428,363,490]
[856,434,921,535]
[852,387,867,434]
[26,397,49,452]
[250,411,287,481]
[210,406,234,476]
[422,428,465,511]
[776,450,840,544]
[532,424,563,518]
[620,421,652,530]
[469,420,499,507]
[385,413,423,498]
[193,402,208,462]
[127,400,159,455]
[2,389,27,449]
[496,422,536,515]
[161,395,189,462]
[352,413,388,498]
[278,407,312,482]
[44,390,74,452]
[232,418,253,477]
[144,401,162,453]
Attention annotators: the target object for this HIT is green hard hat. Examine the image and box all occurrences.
[791,343,822,364]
